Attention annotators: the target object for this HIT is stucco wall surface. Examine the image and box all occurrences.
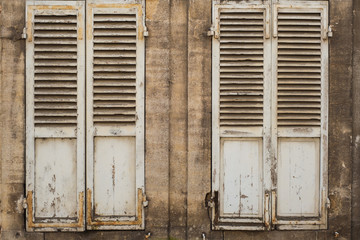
[0,0,358,239]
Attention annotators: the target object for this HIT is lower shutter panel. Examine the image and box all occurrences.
[212,4,271,230]
[25,1,85,232]
[86,1,145,230]
[274,2,328,230]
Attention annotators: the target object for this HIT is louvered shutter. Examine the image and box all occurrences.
[86,0,145,230]
[211,3,272,230]
[25,1,85,231]
[272,2,328,230]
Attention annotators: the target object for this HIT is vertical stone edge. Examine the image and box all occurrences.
[144,0,171,239]
[187,0,224,239]
[352,0,360,238]
[169,0,189,239]
[328,0,353,239]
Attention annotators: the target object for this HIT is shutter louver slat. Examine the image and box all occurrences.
[92,12,137,126]
[219,11,264,127]
[277,12,322,127]
[33,14,78,127]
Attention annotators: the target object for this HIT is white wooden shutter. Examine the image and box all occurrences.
[211,2,272,230]
[86,0,145,230]
[25,1,85,232]
[272,1,328,230]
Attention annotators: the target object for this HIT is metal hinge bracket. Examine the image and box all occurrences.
[22,27,27,39]
[23,196,28,209]
[143,26,149,37]
[205,192,215,208]
[326,197,331,209]
[327,26,333,38]
[207,25,219,39]
[143,194,149,207]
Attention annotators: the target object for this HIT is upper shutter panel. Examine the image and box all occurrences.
[86,1,145,230]
[92,12,137,126]
[273,2,328,230]
[34,13,78,127]
[26,1,85,232]
[212,3,272,231]
[276,11,322,128]
[219,11,265,127]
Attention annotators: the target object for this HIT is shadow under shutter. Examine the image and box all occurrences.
[25,1,85,232]
[86,0,145,230]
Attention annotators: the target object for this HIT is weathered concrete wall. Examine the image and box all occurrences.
[0,0,44,239]
[0,0,357,239]
[352,0,360,239]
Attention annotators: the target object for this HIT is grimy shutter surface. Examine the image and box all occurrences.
[273,2,328,230]
[86,0,145,230]
[212,3,271,230]
[25,1,85,231]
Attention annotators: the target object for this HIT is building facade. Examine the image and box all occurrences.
[0,0,360,239]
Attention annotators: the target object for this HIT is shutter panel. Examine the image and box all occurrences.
[25,1,85,231]
[212,3,272,230]
[86,0,145,230]
[272,2,328,230]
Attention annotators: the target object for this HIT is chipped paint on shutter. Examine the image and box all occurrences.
[25,1,85,232]
[86,0,145,230]
[212,2,272,231]
[272,1,328,230]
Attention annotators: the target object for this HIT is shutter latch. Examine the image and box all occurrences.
[143,26,149,37]
[21,27,27,39]
[207,25,219,39]
[327,26,333,38]
[264,192,270,230]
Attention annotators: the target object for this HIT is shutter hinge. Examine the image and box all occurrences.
[142,193,149,207]
[205,192,215,208]
[326,197,331,209]
[21,27,27,39]
[207,25,219,39]
[22,196,28,209]
[327,26,333,38]
[143,26,149,37]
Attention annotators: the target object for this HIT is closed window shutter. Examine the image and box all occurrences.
[212,1,328,231]
[212,3,272,230]
[272,2,328,230]
[25,1,85,231]
[86,0,145,230]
